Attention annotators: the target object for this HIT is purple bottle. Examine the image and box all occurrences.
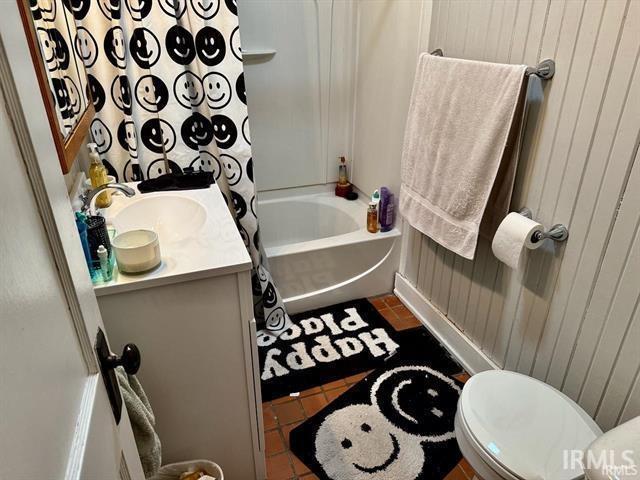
[378,187,395,232]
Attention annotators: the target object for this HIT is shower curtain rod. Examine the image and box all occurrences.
[429,48,555,80]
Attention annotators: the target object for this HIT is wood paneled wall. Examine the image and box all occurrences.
[400,0,639,430]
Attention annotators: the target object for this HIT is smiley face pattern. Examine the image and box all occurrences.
[31,0,91,137]
[33,0,291,335]
[290,351,465,480]
[312,366,462,479]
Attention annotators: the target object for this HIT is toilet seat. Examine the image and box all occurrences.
[457,370,602,480]
[456,409,520,480]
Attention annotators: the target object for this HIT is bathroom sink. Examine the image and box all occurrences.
[112,195,207,244]
[95,184,251,296]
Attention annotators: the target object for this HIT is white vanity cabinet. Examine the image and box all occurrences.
[94,185,265,479]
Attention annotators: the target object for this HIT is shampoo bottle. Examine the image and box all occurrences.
[335,156,353,197]
[379,187,395,232]
[338,156,348,185]
[88,143,112,208]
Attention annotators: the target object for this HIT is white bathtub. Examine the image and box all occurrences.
[258,190,401,314]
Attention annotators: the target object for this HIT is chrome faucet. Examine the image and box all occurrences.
[80,183,136,213]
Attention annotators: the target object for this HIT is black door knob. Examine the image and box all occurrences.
[105,343,141,375]
[95,328,142,424]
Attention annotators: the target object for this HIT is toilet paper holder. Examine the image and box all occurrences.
[518,208,569,243]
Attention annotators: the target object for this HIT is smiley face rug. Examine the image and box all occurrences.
[290,329,464,480]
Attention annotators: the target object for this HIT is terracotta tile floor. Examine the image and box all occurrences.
[263,293,477,480]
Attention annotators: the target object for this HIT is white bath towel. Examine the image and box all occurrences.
[400,54,528,259]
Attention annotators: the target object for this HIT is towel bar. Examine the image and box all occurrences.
[429,49,555,80]
[525,59,555,79]
[425,50,561,245]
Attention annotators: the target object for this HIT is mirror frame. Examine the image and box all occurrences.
[16,0,94,174]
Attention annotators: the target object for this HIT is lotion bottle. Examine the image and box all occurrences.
[88,143,112,208]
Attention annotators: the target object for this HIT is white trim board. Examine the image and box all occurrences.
[394,272,500,375]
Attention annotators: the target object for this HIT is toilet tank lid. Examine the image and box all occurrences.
[460,370,602,480]
[584,416,640,480]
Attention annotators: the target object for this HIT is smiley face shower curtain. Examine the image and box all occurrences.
[30,0,291,334]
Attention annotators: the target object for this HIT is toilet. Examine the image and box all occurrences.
[455,370,603,480]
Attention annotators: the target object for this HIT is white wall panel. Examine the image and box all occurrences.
[238,0,355,191]
[400,0,640,430]
[351,0,432,197]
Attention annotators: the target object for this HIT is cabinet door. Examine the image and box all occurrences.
[97,271,265,479]
[241,270,266,480]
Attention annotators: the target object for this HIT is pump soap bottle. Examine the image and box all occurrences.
[88,143,112,209]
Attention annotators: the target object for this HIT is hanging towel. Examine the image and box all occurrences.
[116,367,162,478]
[400,54,528,259]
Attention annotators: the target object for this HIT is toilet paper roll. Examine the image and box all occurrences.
[491,212,543,269]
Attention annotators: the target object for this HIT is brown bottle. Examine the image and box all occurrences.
[367,202,378,233]
[338,156,348,186]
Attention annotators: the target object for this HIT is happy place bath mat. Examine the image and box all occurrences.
[258,299,401,402]
[289,332,464,480]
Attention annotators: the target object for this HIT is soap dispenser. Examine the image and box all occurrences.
[88,143,112,208]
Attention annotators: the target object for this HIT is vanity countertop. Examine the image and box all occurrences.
[93,183,252,297]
